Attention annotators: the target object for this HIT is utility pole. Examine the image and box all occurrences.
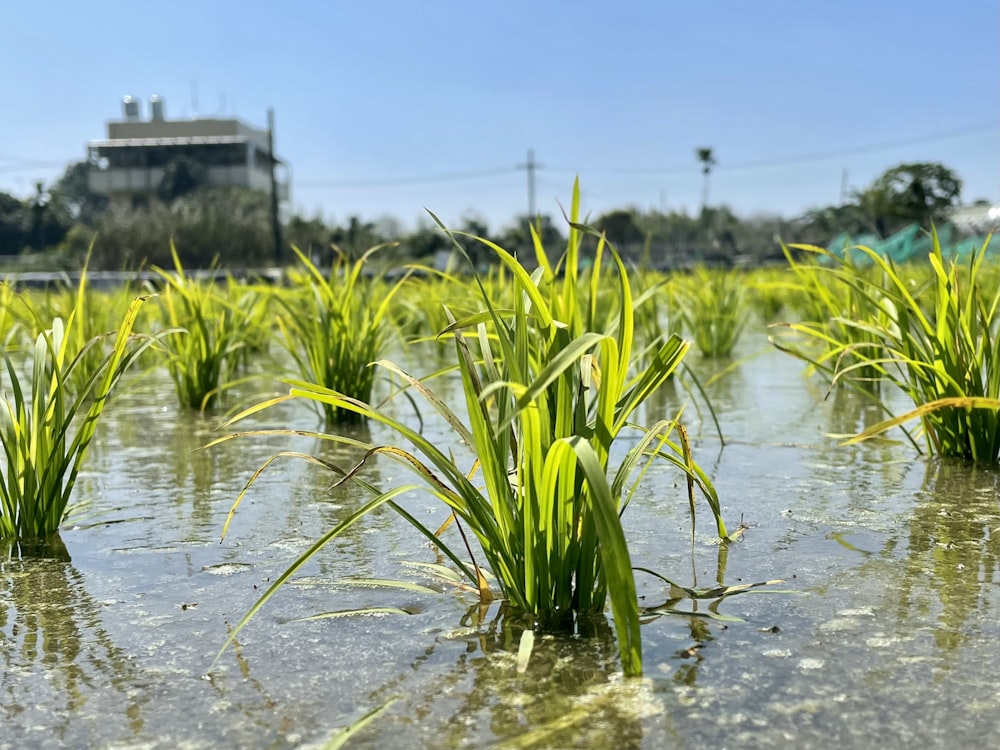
[517,148,541,218]
[267,108,283,266]
[840,168,849,205]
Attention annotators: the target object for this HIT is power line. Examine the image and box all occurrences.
[723,122,999,172]
[3,119,994,193]
[0,151,40,164]
[546,121,999,176]
[0,160,75,174]
[297,167,513,189]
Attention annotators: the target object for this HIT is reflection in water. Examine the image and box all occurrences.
[202,626,297,741]
[897,460,1000,655]
[278,425,403,580]
[670,617,714,688]
[827,384,888,439]
[640,541,734,689]
[641,375,682,429]
[372,605,654,750]
[0,537,141,745]
[354,543,752,747]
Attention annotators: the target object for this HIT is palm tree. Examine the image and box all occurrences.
[696,147,716,215]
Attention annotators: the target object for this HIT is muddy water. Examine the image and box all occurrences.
[2,334,999,749]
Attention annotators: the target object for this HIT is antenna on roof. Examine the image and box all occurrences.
[191,80,199,117]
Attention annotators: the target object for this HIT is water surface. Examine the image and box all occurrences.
[3,334,999,749]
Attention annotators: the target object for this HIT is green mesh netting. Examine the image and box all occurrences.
[827,224,999,266]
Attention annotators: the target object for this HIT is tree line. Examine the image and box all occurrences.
[0,159,976,270]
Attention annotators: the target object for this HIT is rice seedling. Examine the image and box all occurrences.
[210,182,732,678]
[391,271,466,343]
[628,269,677,360]
[153,244,257,410]
[40,288,141,393]
[771,243,889,390]
[273,244,409,424]
[0,282,26,349]
[789,231,1000,462]
[676,266,747,358]
[0,296,159,539]
[224,278,273,370]
[744,267,787,323]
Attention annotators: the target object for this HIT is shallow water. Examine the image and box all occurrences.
[3,334,1000,749]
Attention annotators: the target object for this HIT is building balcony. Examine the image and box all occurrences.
[88,165,289,201]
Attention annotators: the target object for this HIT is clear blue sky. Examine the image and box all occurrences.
[1,1,997,232]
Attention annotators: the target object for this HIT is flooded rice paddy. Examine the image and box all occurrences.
[3,332,1000,749]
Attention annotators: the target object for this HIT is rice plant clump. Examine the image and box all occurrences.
[211,182,731,678]
[274,244,408,425]
[0,297,158,539]
[771,243,888,390]
[677,266,747,357]
[785,231,1000,462]
[154,244,257,411]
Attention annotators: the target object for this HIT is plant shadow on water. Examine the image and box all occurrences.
[0,538,143,746]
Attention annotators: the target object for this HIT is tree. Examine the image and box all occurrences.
[406,222,450,261]
[592,209,645,256]
[699,205,741,257]
[157,157,207,203]
[329,216,384,260]
[82,187,272,269]
[634,208,702,267]
[27,181,73,252]
[0,192,28,255]
[696,147,716,214]
[50,161,108,225]
[496,215,565,261]
[853,183,896,237]
[799,203,871,244]
[868,162,962,231]
[456,213,492,268]
[285,213,331,258]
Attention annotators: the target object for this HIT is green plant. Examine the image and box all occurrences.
[225,278,273,369]
[34,252,139,392]
[154,244,255,410]
[0,296,157,539]
[745,267,786,322]
[628,269,679,362]
[0,283,26,349]
[274,244,408,424]
[788,232,1000,461]
[677,266,747,357]
[392,271,467,342]
[210,183,730,678]
[772,243,888,389]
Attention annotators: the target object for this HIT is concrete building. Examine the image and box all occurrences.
[87,95,288,209]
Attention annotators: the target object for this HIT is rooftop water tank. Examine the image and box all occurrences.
[122,95,140,121]
[150,95,165,121]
